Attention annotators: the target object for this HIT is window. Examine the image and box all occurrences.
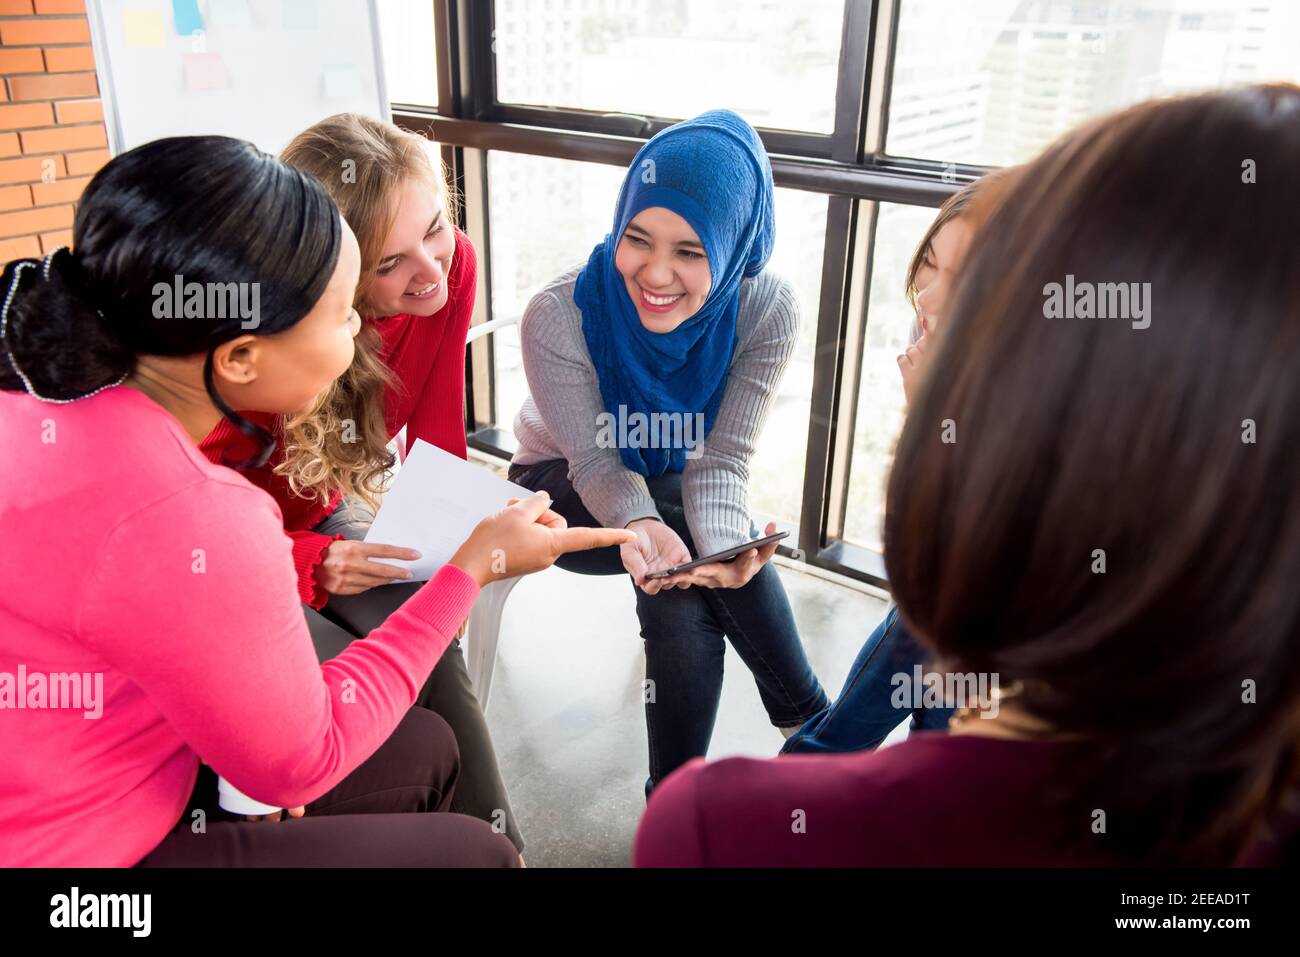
[485,153,627,433]
[378,0,438,106]
[492,0,845,134]
[744,189,827,527]
[390,0,1300,587]
[843,203,934,552]
[886,0,1300,167]
[484,150,827,527]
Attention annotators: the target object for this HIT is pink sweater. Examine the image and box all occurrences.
[0,385,479,867]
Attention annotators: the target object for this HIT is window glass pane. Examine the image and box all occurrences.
[748,189,825,528]
[486,153,627,430]
[485,152,825,527]
[888,0,1300,166]
[492,0,845,134]
[378,0,439,106]
[843,203,935,552]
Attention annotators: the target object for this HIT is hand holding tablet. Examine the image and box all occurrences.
[644,530,789,579]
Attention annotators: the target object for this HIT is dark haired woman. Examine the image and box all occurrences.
[636,84,1300,866]
[0,135,632,866]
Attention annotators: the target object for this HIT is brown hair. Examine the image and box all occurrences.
[904,167,1018,314]
[885,84,1300,864]
[274,114,453,508]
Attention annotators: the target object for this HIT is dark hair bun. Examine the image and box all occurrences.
[0,249,132,401]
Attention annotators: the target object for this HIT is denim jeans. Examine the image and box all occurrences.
[779,604,953,754]
[509,459,829,797]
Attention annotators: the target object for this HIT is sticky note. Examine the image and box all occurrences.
[184,51,230,92]
[208,0,252,28]
[172,0,203,36]
[283,0,318,31]
[122,7,166,49]
[322,64,363,99]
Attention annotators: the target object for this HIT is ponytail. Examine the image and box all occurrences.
[0,248,131,403]
[1,249,276,467]
[0,135,343,471]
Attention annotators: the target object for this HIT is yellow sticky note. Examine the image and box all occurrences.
[123,7,166,49]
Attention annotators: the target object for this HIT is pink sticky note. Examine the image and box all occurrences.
[184,51,229,92]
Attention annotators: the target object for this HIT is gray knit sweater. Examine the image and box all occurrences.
[511,264,799,557]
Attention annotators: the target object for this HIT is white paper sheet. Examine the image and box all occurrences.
[363,439,534,582]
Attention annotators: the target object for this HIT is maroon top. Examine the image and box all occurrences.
[635,732,1125,867]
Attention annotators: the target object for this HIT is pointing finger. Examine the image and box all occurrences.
[557,525,636,555]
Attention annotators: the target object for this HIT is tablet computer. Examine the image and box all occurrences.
[644,530,789,579]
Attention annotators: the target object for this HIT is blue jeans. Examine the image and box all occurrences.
[509,459,829,796]
[779,605,953,754]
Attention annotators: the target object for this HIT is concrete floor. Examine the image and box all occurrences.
[482,558,895,867]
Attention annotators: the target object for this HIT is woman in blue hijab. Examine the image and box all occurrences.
[510,110,829,796]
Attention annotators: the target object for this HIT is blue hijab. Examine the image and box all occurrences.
[574,109,775,477]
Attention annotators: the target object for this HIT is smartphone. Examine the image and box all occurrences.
[644,530,789,579]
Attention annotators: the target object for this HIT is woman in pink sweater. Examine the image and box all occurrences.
[0,135,632,867]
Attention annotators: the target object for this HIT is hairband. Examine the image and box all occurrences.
[1,247,127,404]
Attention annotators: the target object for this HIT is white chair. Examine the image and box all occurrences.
[462,314,524,710]
[463,574,523,710]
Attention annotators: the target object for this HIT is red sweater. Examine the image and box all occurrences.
[200,229,477,608]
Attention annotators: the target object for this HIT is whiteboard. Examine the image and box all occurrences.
[87,0,389,156]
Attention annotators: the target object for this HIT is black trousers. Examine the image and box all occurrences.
[138,708,520,867]
[306,497,524,852]
[305,586,524,851]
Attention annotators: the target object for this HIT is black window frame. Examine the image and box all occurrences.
[391,0,996,588]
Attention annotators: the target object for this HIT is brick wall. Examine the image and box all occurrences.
[0,0,109,264]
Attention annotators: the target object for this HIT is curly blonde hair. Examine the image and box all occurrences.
[275,114,453,508]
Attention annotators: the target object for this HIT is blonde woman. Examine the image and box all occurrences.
[199,114,525,852]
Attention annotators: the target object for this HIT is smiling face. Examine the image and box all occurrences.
[912,215,974,332]
[366,176,456,318]
[613,206,712,333]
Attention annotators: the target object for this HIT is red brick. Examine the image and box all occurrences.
[9,72,97,102]
[0,49,46,75]
[0,0,35,15]
[0,153,63,185]
[39,227,72,251]
[0,203,73,239]
[0,102,55,131]
[54,98,101,124]
[0,234,42,263]
[35,0,85,13]
[42,45,94,73]
[30,173,87,205]
[0,184,32,212]
[0,133,20,158]
[19,123,104,153]
[63,147,105,176]
[0,18,90,47]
